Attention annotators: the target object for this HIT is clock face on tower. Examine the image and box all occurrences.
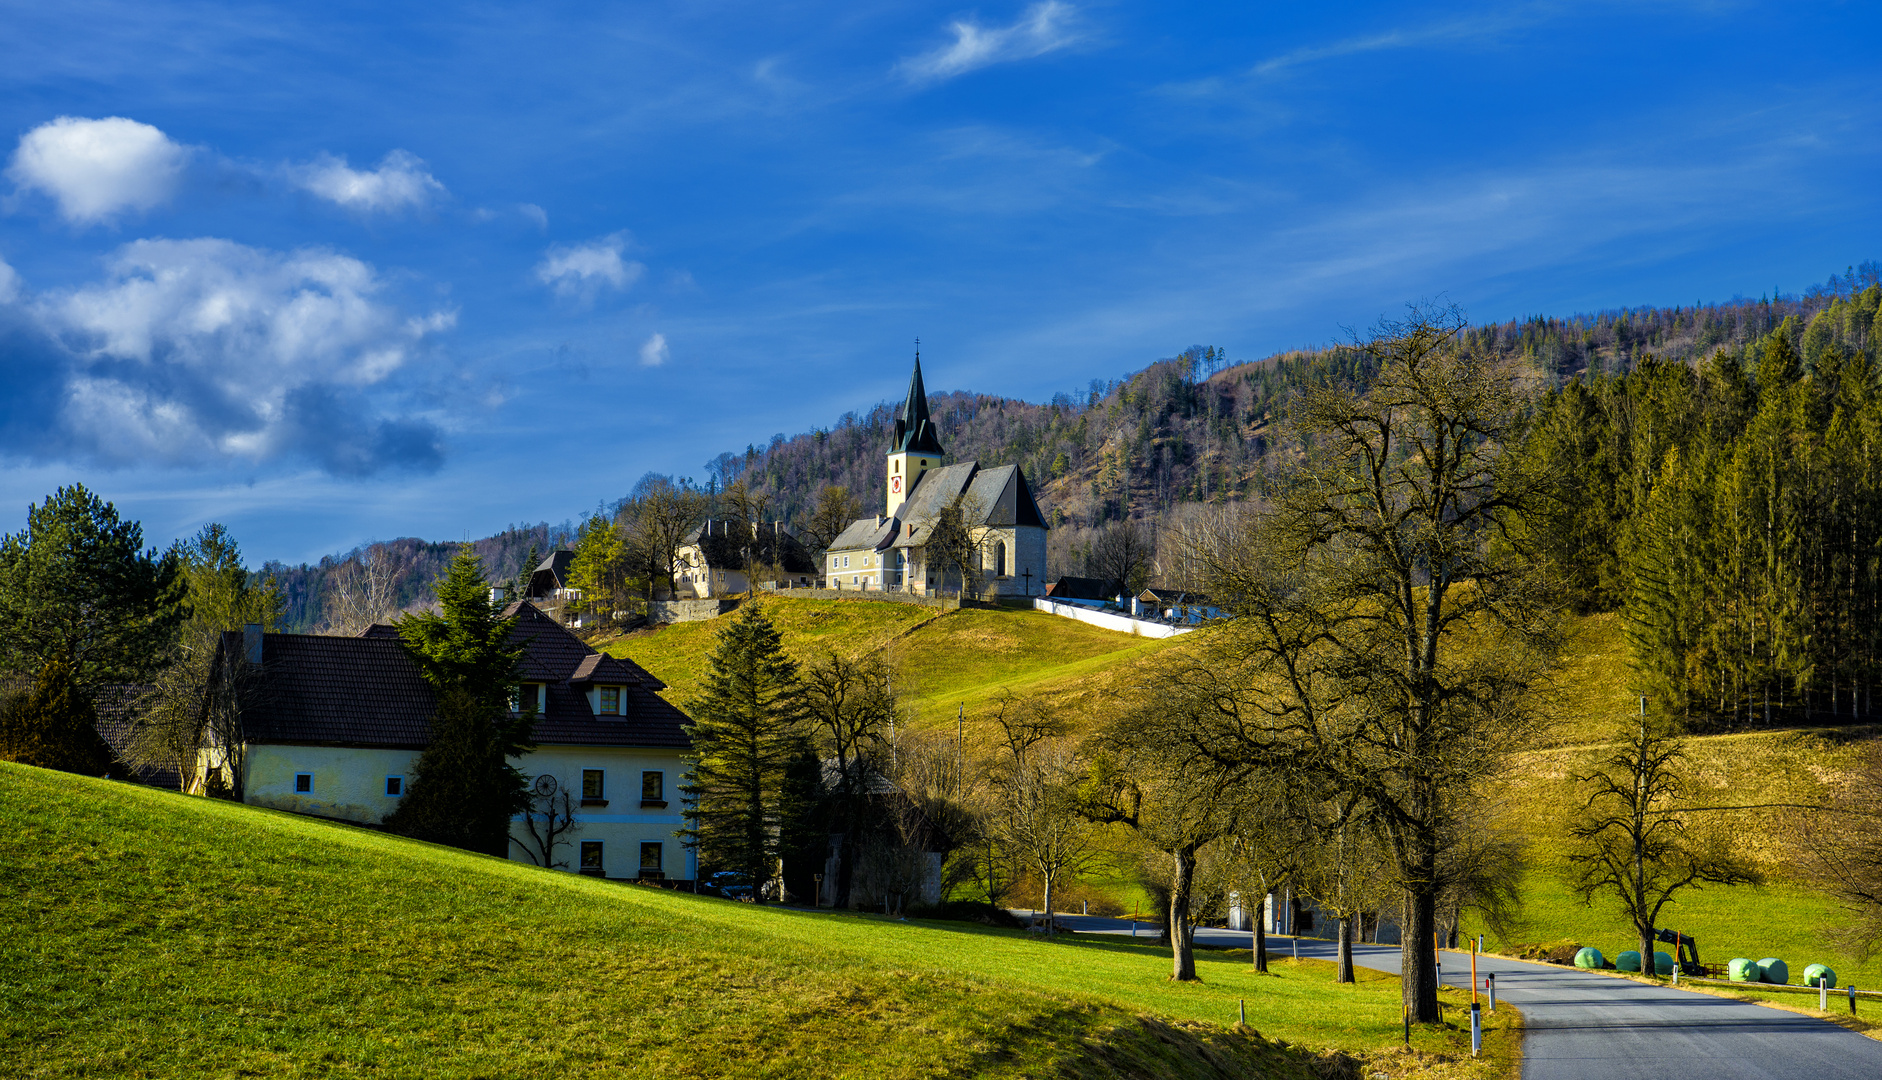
[891,475,902,493]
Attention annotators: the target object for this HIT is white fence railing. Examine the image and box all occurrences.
[1032,597,1194,638]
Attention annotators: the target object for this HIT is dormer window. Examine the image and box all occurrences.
[514,683,542,715]
[599,685,621,715]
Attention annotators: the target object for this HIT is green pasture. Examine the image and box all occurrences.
[1,764,1504,1079]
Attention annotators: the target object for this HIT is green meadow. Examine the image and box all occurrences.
[1,763,1509,1079]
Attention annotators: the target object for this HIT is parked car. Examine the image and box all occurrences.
[704,871,753,900]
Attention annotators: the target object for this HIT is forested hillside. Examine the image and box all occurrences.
[269,263,1881,634]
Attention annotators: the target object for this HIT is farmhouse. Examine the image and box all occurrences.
[205,602,694,882]
[825,356,1049,596]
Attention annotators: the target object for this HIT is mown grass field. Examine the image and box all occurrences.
[1,763,1511,1079]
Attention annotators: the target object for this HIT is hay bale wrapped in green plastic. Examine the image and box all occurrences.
[1804,964,1838,988]
[1653,951,1674,976]
[1728,957,1759,982]
[1617,950,1643,972]
[1574,947,1604,969]
[1759,958,1790,985]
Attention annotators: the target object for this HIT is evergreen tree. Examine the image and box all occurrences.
[0,655,115,774]
[385,546,532,856]
[567,513,630,624]
[383,686,522,855]
[680,602,811,896]
[0,485,184,690]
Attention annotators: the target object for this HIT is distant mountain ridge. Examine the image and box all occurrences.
[268,264,1880,630]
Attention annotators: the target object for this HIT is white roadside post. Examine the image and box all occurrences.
[1821,976,1830,1011]
[1486,972,1496,1013]
[1470,1001,1482,1057]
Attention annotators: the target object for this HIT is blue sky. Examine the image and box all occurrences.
[0,1,1877,564]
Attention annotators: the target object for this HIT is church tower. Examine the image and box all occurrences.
[886,353,944,517]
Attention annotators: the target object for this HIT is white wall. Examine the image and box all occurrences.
[1032,597,1194,638]
[243,742,694,880]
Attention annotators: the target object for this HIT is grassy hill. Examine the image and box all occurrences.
[1,763,1514,1079]
[597,599,1180,735]
[599,595,1882,997]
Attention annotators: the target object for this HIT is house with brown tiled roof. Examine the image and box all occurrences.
[209,602,694,883]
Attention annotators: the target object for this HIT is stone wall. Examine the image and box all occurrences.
[647,598,741,624]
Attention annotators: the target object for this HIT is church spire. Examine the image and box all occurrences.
[891,346,945,456]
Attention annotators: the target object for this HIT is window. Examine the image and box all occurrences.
[599,685,621,715]
[992,541,1007,576]
[640,842,663,878]
[582,769,606,803]
[579,840,605,877]
[385,775,404,797]
[641,771,665,805]
[294,773,312,793]
[515,683,541,715]
[843,555,850,568]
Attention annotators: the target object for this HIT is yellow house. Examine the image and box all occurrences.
[210,603,695,882]
[826,355,1049,597]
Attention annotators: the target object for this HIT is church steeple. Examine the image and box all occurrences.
[891,349,945,457]
[886,347,944,517]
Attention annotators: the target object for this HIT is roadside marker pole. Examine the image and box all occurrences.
[1434,932,1442,988]
[1470,1002,1482,1057]
[1486,973,1496,1013]
[1851,985,1859,1016]
[1238,999,1245,1026]
[1820,977,1829,1011]
[1471,939,1479,1005]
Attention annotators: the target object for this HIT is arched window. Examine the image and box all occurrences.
[992,541,1007,576]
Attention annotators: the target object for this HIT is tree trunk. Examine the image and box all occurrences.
[1170,845,1199,981]
[1401,885,1440,1022]
[1339,918,1355,985]
[1337,915,1355,983]
[1253,893,1269,973]
[1041,869,1055,933]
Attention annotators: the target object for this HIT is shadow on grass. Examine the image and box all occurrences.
[934,1004,1362,1080]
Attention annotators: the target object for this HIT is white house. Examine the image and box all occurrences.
[210,602,695,882]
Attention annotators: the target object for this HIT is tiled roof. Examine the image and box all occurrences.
[828,514,897,554]
[227,601,688,750]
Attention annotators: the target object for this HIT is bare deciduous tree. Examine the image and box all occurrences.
[1570,711,1760,969]
[320,544,402,634]
[621,477,708,600]
[1086,519,1154,595]
[516,780,581,869]
[1162,304,1561,1022]
[986,692,1094,931]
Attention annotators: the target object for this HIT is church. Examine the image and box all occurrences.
[825,357,1049,597]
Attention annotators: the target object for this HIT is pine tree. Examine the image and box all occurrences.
[680,602,811,896]
[385,546,532,856]
[0,655,115,774]
[383,686,521,855]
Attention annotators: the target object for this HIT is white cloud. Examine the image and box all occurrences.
[639,332,669,367]
[294,149,446,213]
[1250,9,1547,77]
[7,116,189,224]
[535,233,643,301]
[40,237,450,472]
[519,203,549,229]
[0,256,19,304]
[900,2,1080,83]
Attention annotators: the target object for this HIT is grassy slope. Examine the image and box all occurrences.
[600,598,1879,992]
[599,599,1179,731]
[1,764,1508,1080]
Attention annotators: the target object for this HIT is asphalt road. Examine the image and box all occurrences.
[1041,914,1882,1080]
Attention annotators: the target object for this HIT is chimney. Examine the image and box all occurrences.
[243,623,263,664]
